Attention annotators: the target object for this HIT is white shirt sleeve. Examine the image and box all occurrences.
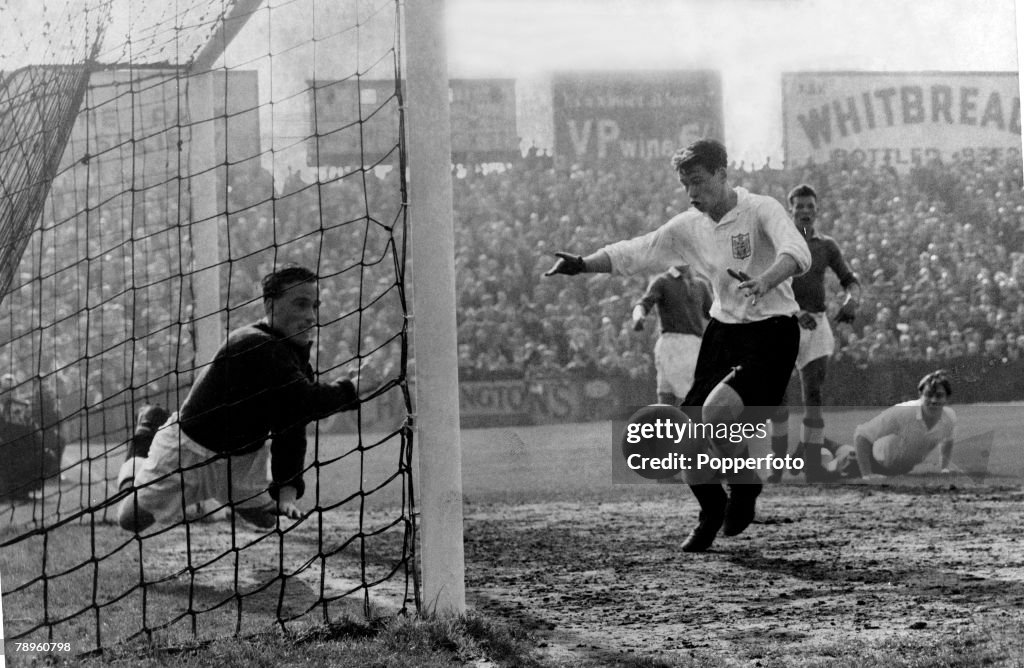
[601,217,698,277]
[855,405,903,443]
[757,197,811,275]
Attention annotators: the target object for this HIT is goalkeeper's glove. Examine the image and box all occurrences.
[543,251,587,276]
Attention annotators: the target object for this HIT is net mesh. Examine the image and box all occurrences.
[0,0,415,652]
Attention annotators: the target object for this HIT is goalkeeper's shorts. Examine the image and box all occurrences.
[128,413,273,525]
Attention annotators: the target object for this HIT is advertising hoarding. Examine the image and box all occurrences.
[783,71,1021,169]
[309,78,519,165]
[552,71,723,163]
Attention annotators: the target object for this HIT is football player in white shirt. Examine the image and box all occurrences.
[545,139,811,552]
[828,370,955,480]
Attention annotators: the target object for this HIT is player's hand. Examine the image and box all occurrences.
[350,359,378,385]
[797,311,817,330]
[729,269,767,306]
[836,298,858,323]
[543,251,586,276]
[276,486,302,519]
[727,268,751,283]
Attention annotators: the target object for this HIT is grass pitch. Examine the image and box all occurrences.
[1,402,1022,666]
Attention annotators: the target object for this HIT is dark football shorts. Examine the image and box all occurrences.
[682,315,799,422]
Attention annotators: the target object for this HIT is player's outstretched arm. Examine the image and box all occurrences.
[343,362,390,400]
[543,250,612,276]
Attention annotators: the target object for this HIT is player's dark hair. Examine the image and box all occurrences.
[917,369,952,397]
[261,264,317,300]
[787,183,818,204]
[671,139,728,175]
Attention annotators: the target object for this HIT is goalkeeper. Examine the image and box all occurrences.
[769,184,861,482]
[116,264,364,532]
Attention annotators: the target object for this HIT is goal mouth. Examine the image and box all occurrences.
[1,0,416,652]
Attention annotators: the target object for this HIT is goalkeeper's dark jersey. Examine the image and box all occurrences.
[791,230,858,313]
[179,320,357,499]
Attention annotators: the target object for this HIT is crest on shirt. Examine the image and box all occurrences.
[730,232,751,259]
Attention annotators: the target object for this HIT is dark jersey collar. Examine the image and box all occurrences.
[798,225,820,241]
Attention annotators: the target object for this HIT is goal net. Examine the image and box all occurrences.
[0,0,415,651]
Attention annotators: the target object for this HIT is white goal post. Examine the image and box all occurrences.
[404,0,468,615]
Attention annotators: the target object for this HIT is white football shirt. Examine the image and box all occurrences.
[601,187,811,324]
[855,398,957,474]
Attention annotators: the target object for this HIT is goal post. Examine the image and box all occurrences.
[0,0,436,651]
[186,0,264,365]
[185,69,225,367]
[404,0,467,615]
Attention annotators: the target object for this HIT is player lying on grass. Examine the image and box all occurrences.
[823,369,956,480]
[116,264,366,532]
[545,139,811,552]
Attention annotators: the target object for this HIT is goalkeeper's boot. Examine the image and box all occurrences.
[723,478,762,537]
[128,404,170,459]
[681,483,727,553]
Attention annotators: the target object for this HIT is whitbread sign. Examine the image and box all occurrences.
[783,71,1021,171]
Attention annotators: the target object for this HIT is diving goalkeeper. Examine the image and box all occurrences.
[116,264,365,532]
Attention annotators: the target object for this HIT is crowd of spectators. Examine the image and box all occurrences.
[2,144,1024,420]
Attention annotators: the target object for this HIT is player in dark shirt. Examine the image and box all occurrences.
[632,265,712,406]
[116,264,364,532]
[770,184,861,482]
